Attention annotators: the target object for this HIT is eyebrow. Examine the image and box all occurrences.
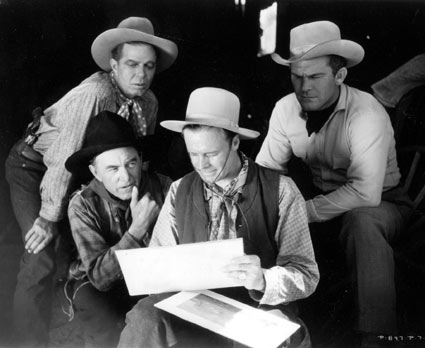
[291,71,326,78]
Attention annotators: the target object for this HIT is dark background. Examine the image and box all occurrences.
[0,0,425,346]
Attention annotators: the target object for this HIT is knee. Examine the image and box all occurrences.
[340,209,383,239]
[124,295,166,332]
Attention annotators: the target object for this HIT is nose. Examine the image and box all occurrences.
[118,167,131,182]
[301,77,312,93]
[135,65,146,78]
[194,155,210,170]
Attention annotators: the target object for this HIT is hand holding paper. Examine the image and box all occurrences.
[115,238,244,295]
[222,254,266,292]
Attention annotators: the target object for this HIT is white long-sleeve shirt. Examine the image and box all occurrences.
[256,84,401,223]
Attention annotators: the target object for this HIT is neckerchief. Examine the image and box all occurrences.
[305,95,339,136]
[110,72,147,138]
[204,152,249,240]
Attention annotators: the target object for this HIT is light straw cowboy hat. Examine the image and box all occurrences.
[91,17,178,73]
[161,87,260,140]
[271,21,364,68]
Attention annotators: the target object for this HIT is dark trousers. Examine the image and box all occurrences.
[307,188,412,337]
[5,139,55,347]
[64,279,142,348]
[289,157,413,335]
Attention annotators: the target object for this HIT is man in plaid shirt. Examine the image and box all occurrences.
[118,88,319,348]
[64,111,171,348]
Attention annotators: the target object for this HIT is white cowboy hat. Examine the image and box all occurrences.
[161,87,260,140]
[271,21,364,68]
[91,17,178,73]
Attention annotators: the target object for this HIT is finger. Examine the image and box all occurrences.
[225,270,247,284]
[24,232,40,250]
[24,228,37,243]
[130,186,138,210]
[32,237,51,254]
[25,235,43,253]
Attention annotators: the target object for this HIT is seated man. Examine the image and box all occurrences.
[63,110,171,348]
[4,16,177,346]
[256,21,413,347]
[117,87,319,348]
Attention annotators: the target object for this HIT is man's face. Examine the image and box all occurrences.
[290,56,341,111]
[110,43,157,98]
[90,147,142,200]
[183,127,240,185]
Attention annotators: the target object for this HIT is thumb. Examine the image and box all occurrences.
[130,186,138,211]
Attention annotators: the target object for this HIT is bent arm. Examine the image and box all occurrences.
[255,103,293,174]
[256,177,319,305]
[306,111,393,222]
[69,196,142,291]
[39,90,106,222]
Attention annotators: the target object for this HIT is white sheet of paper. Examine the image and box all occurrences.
[155,290,301,348]
[115,238,244,296]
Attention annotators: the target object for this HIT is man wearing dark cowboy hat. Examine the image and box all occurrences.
[63,110,171,348]
[118,87,319,348]
[4,16,177,347]
[256,21,413,347]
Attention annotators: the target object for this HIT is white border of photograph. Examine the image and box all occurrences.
[155,290,300,348]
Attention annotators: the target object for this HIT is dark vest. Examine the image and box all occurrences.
[175,158,280,270]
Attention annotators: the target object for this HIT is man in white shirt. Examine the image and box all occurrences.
[256,21,412,347]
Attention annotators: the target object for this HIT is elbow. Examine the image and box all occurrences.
[305,265,320,298]
[359,193,381,207]
[87,273,112,292]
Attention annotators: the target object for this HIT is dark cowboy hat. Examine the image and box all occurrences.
[65,110,138,173]
[91,17,178,73]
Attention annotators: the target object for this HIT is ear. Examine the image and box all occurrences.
[89,163,102,182]
[334,67,348,86]
[110,58,118,73]
[232,135,240,150]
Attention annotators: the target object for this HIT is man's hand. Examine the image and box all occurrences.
[128,186,160,242]
[24,217,59,254]
[223,255,266,292]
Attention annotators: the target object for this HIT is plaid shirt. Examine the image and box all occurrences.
[68,173,171,291]
[150,156,319,305]
[33,71,158,222]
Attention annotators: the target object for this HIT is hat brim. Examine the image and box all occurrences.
[91,28,178,73]
[271,39,364,68]
[160,119,260,140]
[65,141,137,174]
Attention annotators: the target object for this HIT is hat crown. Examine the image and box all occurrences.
[84,111,136,149]
[186,87,240,128]
[290,21,341,57]
[117,17,154,36]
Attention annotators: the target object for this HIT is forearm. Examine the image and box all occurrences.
[85,232,141,291]
[306,175,385,223]
[253,262,319,305]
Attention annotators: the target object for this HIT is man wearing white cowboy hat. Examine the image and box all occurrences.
[63,110,171,348]
[5,16,177,347]
[256,21,413,346]
[117,87,319,348]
